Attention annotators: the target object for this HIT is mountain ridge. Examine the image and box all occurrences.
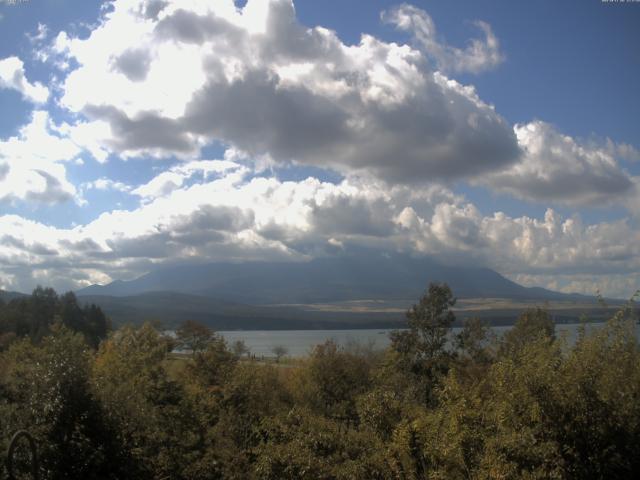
[77,253,591,304]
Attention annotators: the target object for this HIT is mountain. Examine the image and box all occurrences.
[0,290,27,303]
[77,252,588,304]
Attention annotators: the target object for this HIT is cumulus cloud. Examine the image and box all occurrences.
[0,160,639,297]
[480,121,637,206]
[0,56,49,103]
[52,0,519,180]
[0,111,82,204]
[383,4,504,74]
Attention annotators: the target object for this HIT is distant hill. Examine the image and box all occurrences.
[0,290,27,303]
[78,252,590,305]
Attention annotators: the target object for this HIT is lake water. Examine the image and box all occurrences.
[217,322,638,358]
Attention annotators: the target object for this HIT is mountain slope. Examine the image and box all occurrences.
[77,253,587,304]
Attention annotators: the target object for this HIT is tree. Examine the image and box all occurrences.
[272,345,288,363]
[293,340,371,423]
[499,307,555,358]
[389,282,456,405]
[82,303,110,348]
[175,320,215,355]
[455,316,496,366]
[254,408,391,480]
[0,325,131,479]
[231,339,250,358]
[92,323,192,478]
[59,292,110,348]
[28,286,58,341]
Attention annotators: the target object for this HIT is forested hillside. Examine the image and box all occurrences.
[0,287,109,349]
[1,284,639,479]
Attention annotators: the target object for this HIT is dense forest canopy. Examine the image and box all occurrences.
[0,284,639,479]
[0,287,109,349]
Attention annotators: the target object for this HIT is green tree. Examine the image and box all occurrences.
[205,363,292,480]
[92,323,193,479]
[294,340,371,424]
[59,291,110,348]
[0,325,130,479]
[254,408,391,480]
[499,306,555,358]
[389,282,456,406]
[176,319,215,355]
[21,286,58,341]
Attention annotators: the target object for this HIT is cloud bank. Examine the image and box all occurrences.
[0,0,638,299]
[53,0,520,181]
[1,157,638,297]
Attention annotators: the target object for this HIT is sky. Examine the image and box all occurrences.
[0,0,639,298]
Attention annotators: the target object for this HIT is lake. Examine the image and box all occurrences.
[217,322,639,358]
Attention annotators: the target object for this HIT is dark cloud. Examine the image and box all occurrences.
[84,105,195,155]
[172,205,254,238]
[112,48,152,82]
[310,196,396,237]
[141,0,168,20]
[1,235,58,256]
[184,71,351,162]
[58,238,103,253]
[181,70,519,183]
[61,0,521,182]
[105,231,176,259]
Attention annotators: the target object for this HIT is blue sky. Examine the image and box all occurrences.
[0,0,639,297]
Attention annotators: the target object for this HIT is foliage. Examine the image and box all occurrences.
[293,340,372,424]
[1,283,640,479]
[0,287,109,350]
[254,408,391,480]
[0,326,128,479]
[231,339,250,358]
[499,307,555,359]
[175,319,216,355]
[389,282,457,406]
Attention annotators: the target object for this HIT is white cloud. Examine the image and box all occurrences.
[55,119,113,163]
[0,111,82,204]
[0,56,49,103]
[132,156,244,201]
[52,0,519,179]
[480,121,636,207]
[0,161,639,298]
[383,4,504,74]
[82,178,132,193]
